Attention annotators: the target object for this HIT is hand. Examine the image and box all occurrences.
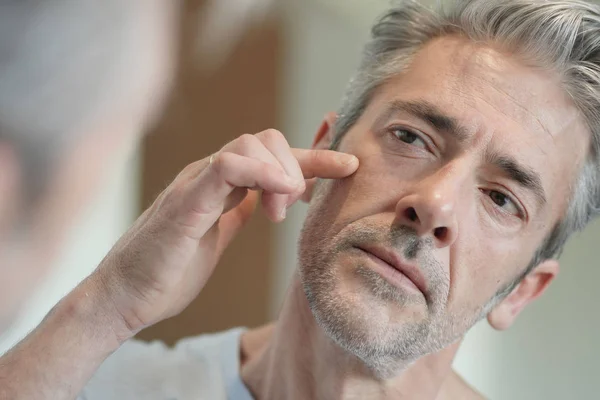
[93,129,358,340]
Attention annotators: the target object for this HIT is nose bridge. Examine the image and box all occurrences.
[419,163,463,213]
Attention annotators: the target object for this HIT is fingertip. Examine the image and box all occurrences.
[335,154,359,177]
[262,192,289,223]
[334,152,358,167]
[345,155,359,170]
[283,174,304,192]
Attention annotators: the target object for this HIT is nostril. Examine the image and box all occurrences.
[434,227,447,240]
[405,207,419,222]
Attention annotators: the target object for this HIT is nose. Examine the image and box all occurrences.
[394,175,459,249]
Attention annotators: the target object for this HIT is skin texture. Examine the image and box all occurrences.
[0,36,591,399]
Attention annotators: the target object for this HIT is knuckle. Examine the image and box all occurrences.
[265,129,290,151]
[310,149,324,164]
[260,128,285,143]
[259,161,278,180]
[236,133,258,149]
[210,151,229,174]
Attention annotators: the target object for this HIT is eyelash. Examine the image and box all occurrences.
[389,126,431,152]
[481,189,525,220]
[388,126,526,220]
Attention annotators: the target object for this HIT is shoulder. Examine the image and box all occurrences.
[436,370,486,400]
[78,328,245,400]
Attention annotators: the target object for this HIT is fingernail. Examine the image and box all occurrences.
[336,153,358,166]
[279,207,287,220]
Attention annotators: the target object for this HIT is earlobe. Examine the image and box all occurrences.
[312,112,338,149]
[487,259,559,331]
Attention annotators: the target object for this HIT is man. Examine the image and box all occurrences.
[2,0,600,399]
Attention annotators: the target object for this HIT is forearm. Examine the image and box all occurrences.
[0,276,129,399]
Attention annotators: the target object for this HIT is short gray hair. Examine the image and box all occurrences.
[0,0,170,204]
[333,0,600,270]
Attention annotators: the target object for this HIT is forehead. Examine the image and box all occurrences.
[360,36,590,218]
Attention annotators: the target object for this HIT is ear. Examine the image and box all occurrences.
[301,112,338,203]
[311,112,338,150]
[487,259,559,331]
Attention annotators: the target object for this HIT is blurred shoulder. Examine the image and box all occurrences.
[78,328,246,400]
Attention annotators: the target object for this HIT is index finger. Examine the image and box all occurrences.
[291,148,359,179]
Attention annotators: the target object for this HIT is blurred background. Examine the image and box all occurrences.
[1,0,598,399]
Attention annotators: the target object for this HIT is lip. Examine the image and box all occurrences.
[355,244,427,296]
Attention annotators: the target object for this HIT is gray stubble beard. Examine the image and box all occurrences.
[298,211,475,378]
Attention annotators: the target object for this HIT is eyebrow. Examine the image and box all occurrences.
[379,99,547,208]
[487,152,547,208]
[379,100,471,144]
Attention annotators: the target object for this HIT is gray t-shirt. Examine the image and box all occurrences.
[78,327,253,400]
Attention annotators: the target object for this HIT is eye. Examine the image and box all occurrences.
[391,128,428,149]
[483,189,521,217]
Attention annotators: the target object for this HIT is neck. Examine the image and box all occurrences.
[242,274,461,400]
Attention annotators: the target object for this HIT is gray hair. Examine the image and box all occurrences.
[333,0,600,272]
[0,0,172,204]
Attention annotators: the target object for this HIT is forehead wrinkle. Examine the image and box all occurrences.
[449,84,552,158]
[483,78,553,139]
[445,43,558,141]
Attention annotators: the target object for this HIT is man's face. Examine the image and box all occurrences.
[298,36,589,375]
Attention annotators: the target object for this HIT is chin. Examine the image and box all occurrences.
[299,251,441,375]
[297,201,458,373]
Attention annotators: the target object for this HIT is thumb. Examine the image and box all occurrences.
[215,190,259,257]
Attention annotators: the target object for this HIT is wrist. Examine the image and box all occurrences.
[66,274,135,350]
[0,274,131,399]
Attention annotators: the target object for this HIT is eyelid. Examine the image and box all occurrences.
[484,187,527,221]
[389,124,438,155]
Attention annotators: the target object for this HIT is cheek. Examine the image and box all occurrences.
[446,227,540,313]
[330,141,416,221]
[319,166,400,232]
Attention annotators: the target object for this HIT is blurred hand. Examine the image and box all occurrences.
[93,129,358,340]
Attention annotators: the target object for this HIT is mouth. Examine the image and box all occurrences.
[354,244,427,296]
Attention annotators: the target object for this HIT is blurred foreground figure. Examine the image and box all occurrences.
[0,0,278,336]
[0,0,179,333]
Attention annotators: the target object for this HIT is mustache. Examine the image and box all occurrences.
[339,222,448,308]
[346,223,433,261]
[392,226,428,260]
